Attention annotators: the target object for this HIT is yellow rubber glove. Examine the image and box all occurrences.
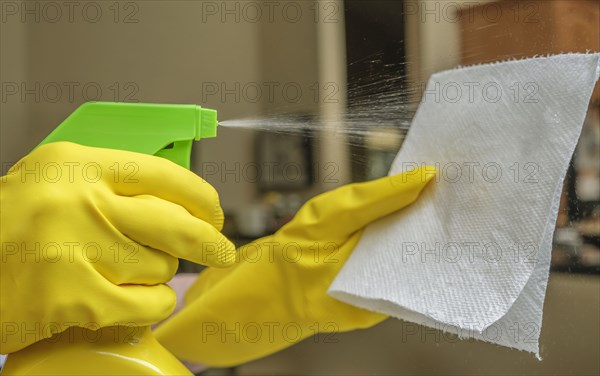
[0,142,236,354]
[155,166,436,367]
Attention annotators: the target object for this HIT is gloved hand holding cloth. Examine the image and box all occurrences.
[155,166,436,366]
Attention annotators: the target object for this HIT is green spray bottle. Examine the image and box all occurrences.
[2,102,219,375]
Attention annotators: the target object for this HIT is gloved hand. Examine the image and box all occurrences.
[155,166,436,366]
[0,142,236,354]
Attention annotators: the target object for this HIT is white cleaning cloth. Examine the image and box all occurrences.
[329,53,600,358]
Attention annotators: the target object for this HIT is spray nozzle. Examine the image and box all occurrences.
[197,107,218,140]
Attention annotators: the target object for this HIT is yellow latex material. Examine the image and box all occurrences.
[155,167,437,367]
[0,142,236,354]
[2,326,192,375]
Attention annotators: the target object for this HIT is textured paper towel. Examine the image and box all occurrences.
[329,53,600,358]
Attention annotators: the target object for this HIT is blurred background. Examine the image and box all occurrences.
[1,0,598,374]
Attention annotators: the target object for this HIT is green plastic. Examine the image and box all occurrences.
[38,102,219,169]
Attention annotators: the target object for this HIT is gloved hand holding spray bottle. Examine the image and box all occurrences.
[1,102,231,375]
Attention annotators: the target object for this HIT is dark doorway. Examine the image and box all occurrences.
[344,0,407,180]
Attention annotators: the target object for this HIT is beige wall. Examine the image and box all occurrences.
[0,11,30,167]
